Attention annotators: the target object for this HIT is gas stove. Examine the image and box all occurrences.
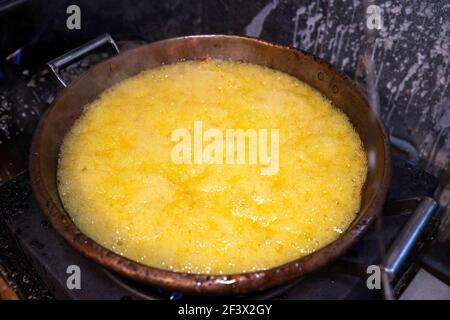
[1,0,450,300]
[0,39,446,298]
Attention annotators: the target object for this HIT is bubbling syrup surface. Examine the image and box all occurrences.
[58,60,367,274]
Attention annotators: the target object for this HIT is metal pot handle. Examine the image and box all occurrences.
[381,196,438,298]
[47,33,120,87]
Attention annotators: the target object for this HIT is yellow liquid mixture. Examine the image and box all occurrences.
[58,60,367,274]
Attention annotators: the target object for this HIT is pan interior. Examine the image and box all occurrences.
[56,59,367,275]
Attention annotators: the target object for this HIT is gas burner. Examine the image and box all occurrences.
[103,268,304,300]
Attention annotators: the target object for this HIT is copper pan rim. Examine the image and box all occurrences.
[29,34,391,296]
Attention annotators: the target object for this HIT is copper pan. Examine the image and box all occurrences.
[29,34,390,295]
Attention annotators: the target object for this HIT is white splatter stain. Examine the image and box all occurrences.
[386,52,426,124]
[292,2,323,53]
[245,0,279,37]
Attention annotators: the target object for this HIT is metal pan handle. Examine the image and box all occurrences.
[47,33,120,87]
[381,196,438,298]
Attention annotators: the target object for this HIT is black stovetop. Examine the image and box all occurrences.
[0,155,440,300]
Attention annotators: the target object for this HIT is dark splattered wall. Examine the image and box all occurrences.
[1,0,449,233]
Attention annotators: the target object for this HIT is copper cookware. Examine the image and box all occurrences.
[30,34,390,295]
